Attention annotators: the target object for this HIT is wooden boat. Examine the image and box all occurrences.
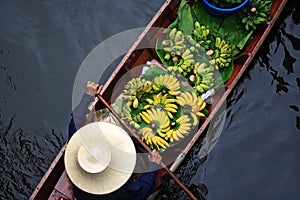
[29,0,288,199]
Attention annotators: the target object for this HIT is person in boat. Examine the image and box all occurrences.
[67,81,162,200]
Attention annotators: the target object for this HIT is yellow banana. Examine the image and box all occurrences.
[133,98,139,108]
[165,103,178,109]
[157,130,166,138]
[164,98,177,104]
[169,90,180,96]
[167,111,174,119]
[161,117,170,129]
[152,84,160,91]
[172,130,180,141]
[165,107,177,113]
[166,129,173,139]
[199,101,206,111]
[161,125,171,133]
[196,112,206,117]
[140,112,151,123]
[176,95,186,106]
[144,104,151,109]
[145,98,153,104]
[190,113,199,126]
[197,97,203,109]
[169,28,177,39]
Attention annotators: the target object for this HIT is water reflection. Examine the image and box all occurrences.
[296,116,300,130]
[297,78,300,90]
[289,105,300,131]
[0,114,65,198]
[156,140,208,200]
[0,64,16,91]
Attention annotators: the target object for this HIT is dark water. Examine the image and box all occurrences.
[0,0,299,200]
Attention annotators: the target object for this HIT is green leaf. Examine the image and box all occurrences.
[193,2,253,56]
[218,14,248,43]
[142,65,167,80]
[214,63,234,87]
[193,3,222,34]
[177,0,195,35]
[155,39,174,66]
[165,18,179,32]
[234,30,253,55]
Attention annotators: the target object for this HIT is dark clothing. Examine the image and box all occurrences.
[68,93,158,200]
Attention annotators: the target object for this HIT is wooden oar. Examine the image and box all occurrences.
[97,94,198,200]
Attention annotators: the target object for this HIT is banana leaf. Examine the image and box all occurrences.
[155,39,174,67]
[193,3,253,56]
[141,65,167,81]
[155,0,253,86]
[177,0,195,35]
[193,3,222,35]
[214,63,234,88]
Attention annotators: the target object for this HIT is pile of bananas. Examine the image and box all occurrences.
[158,21,235,95]
[165,115,192,143]
[144,93,178,119]
[123,77,153,108]
[153,74,181,96]
[176,91,206,126]
[140,108,170,149]
[239,0,272,31]
[191,62,215,94]
[167,48,196,76]
[209,37,233,70]
[192,21,211,50]
[162,28,187,63]
[120,72,208,150]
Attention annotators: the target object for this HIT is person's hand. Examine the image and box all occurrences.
[85,81,103,96]
[148,150,162,165]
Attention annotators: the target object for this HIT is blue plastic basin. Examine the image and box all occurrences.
[202,0,249,18]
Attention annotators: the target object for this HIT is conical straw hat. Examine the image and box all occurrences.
[65,122,136,194]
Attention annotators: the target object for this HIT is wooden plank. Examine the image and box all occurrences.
[29,144,67,200]
[53,171,74,199]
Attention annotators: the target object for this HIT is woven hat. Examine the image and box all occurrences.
[65,122,136,195]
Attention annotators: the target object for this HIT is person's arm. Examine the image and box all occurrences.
[68,81,102,139]
[138,150,161,188]
[123,150,162,200]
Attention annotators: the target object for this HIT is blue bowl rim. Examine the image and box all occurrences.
[202,0,249,12]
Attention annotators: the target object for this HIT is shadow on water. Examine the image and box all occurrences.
[0,114,64,199]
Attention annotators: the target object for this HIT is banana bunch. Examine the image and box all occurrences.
[123,77,153,108]
[209,37,233,70]
[140,108,171,149]
[162,27,186,61]
[153,74,181,96]
[144,93,178,119]
[167,48,195,76]
[192,21,211,50]
[176,91,206,126]
[141,128,170,150]
[191,62,215,94]
[239,0,272,31]
[165,115,192,143]
[140,108,170,136]
[121,104,141,130]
